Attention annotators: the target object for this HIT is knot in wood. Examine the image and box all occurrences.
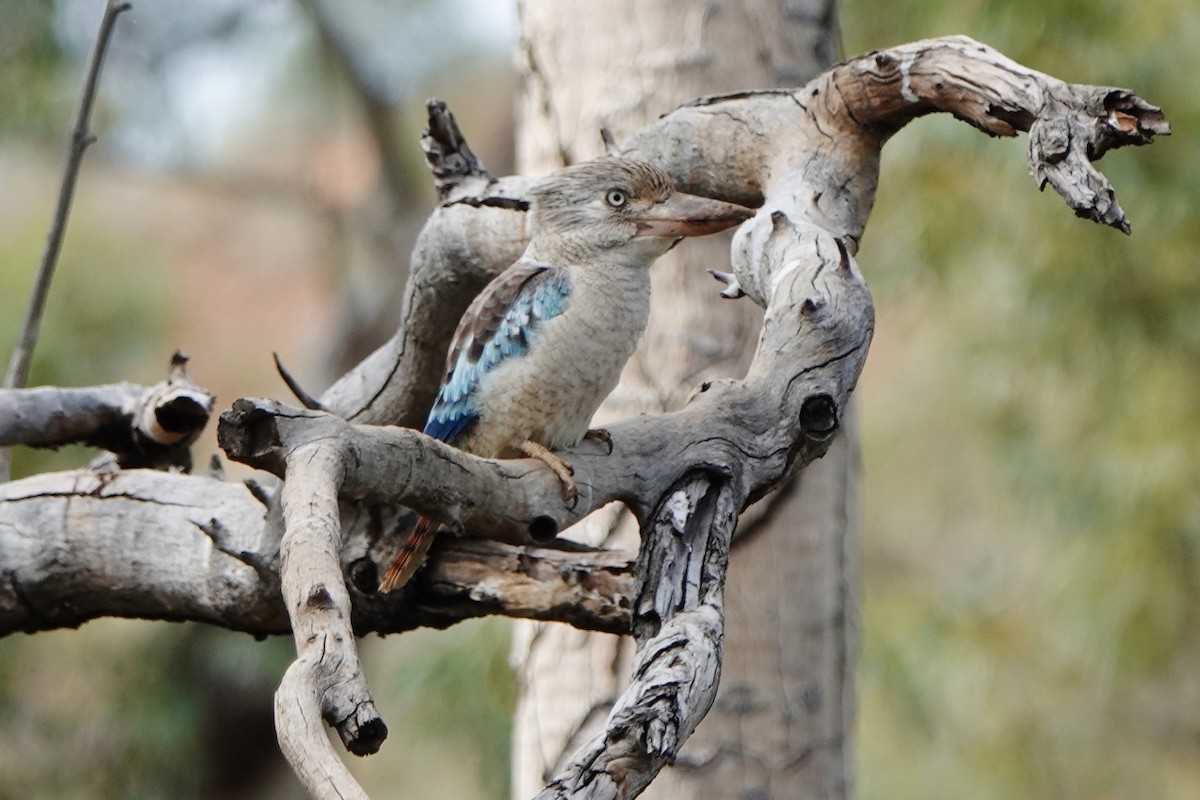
[529,515,558,542]
[799,394,839,438]
[306,584,334,610]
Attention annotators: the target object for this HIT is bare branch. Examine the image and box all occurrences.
[0,352,214,471]
[4,0,131,392]
[273,352,327,411]
[0,469,633,638]
[820,36,1169,233]
[273,440,382,797]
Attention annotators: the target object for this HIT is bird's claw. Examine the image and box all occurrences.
[519,440,579,505]
[583,428,614,454]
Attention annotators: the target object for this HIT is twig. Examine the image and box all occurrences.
[273,352,327,411]
[1,0,130,482]
[4,0,131,391]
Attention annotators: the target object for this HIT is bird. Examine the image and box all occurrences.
[379,157,753,592]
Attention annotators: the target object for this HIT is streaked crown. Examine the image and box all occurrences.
[528,158,673,249]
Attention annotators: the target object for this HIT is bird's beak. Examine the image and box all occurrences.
[631,191,754,238]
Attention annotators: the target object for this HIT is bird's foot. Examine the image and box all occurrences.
[583,428,614,454]
[519,440,578,505]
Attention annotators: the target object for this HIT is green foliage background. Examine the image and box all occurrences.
[0,1,1196,798]
[842,1,1200,797]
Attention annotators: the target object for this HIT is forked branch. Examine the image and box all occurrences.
[0,32,1166,800]
[232,35,1168,800]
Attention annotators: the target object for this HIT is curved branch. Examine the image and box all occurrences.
[820,36,1169,232]
[273,441,383,797]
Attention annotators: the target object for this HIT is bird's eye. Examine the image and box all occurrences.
[604,189,628,208]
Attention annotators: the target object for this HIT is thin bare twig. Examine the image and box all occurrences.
[1,0,131,481]
[4,0,131,391]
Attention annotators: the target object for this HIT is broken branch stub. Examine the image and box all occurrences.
[0,351,214,471]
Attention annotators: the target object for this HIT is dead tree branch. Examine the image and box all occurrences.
[0,35,1167,800]
[0,467,632,637]
[224,36,1166,799]
[0,352,213,471]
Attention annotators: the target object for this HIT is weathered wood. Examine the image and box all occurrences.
[0,352,213,471]
[0,33,1167,800]
[0,468,633,637]
[533,474,737,799]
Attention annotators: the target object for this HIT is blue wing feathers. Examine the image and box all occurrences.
[423,407,477,443]
[423,264,570,444]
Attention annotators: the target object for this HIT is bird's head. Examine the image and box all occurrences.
[527,157,753,267]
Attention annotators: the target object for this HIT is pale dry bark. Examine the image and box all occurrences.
[0,462,631,637]
[0,32,1166,800]
[0,352,214,471]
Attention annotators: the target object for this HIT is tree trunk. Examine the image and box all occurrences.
[510,3,853,798]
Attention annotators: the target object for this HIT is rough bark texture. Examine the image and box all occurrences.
[0,463,632,638]
[0,30,1167,800]
[0,352,213,471]
[510,3,850,799]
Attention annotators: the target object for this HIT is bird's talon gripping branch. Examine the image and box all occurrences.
[520,439,579,502]
[583,427,615,454]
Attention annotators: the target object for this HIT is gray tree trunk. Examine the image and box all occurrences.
[510,3,854,798]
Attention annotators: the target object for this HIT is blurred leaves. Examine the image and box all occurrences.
[356,620,517,799]
[847,1,1200,798]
